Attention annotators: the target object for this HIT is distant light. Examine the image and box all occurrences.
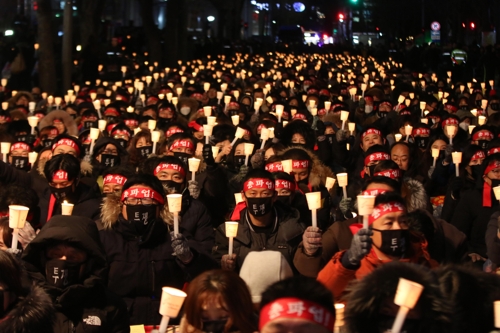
[4,30,13,36]
[58,31,63,37]
[72,6,77,10]
[272,20,276,24]
[207,16,215,22]
[76,45,82,51]
[293,2,305,12]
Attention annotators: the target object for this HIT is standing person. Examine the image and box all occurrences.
[99,174,217,325]
[21,215,130,333]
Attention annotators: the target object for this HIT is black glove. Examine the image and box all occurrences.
[202,144,215,166]
[451,177,463,200]
[170,232,194,263]
[444,144,454,164]
[343,228,373,267]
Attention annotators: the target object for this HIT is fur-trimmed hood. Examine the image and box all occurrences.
[281,145,336,191]
[38,110,78,136]
[100,194,174,230]
[0,285,55,333]
[34,155,93,178]
[402,177,428,212]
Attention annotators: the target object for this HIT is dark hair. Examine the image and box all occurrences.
[405,209,435,246]
[126,130,152,168]
[363,176,401,194]
[0,249,24,295]
[243,168,274,184]
[374,191,406,207]
[273,171,295,183]
[184,270,257,333]
[260,276,335,315]
[281,148,312,169]
[51,134,84,158]
[365,144,389,156]
[121,174,165,199]
[44,154,80,182]
[280,120,316,150]
[102,166,135,180]
[0,218,13,249]
[142,155,188,183]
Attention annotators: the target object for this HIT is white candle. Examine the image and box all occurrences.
[61,201,74,215]
[243,143,254,166]
[225,221,239,255]
[188,158,201,181]
[357,195,376,229]
[305,192,322,228]
[337,173,348,198]
[158,287,187,333]
[167,194,182,235]
[9,205,29,250]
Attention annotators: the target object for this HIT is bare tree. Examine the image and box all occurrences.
[140,0,163,64]
[37,0,57,94]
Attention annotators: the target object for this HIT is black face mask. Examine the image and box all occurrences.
[491,179,500,188]
[367,164,377,177]
[116,138,127,148]
[84,121,98,129]
[50,185,75,203]
[11,156,29,170]
[105,116,117,124]
[229,110,239,117]
[246,196,273,217]
[138,146,153,157]
[326,134,335,145]
[233,155,246,168]
[491,103,500,111]
[69,113,77,119]
[293,143,307,149]
[45,259,82,289]
[438,149,446,160]
[372,228,409,257]
[125,204,158,234]
[298,178,309,186]
[42,139,54,148]
[377,111,389,118]
[476,100,482,107]
[470,164,483,180]
[460,105,468,111]
[100,154,120,167]
[173,152,191,165]
[276,195,292,205]
[161,180,184,194]
[415,136,429,149]
[82,144,90,156]
[16,135,28,142]
[477,140,489,150]
[201,319,228,333]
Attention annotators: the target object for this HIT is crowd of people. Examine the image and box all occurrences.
[1,50,500,333]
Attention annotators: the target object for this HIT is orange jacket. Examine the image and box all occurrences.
[317,233,438,301]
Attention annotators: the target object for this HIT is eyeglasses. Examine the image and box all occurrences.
[124,197,156,205]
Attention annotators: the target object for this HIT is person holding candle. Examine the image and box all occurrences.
[78,109,100,131]
[470,125,495,150]
[90,137,127,180]
[8,142,31,171]
[0,250,55,333]
[22,215,130,333]
[179,269,258,333]
[451,154,500,265]
[126,130,154,169]
[38,110,78,137]
[213,169,305,273]
[317,192,437,298]
[412,124,431,152]
[344,262,451,333]
[99,174,216,325]
[101,166,134,198]
[108,123,133,149]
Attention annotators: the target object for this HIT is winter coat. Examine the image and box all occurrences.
[212,202,306,273]
[22,215,130,333]
[485,211,500,266]
[0,285,55,333]
[0,160,102,227]
[317,232,438,301]
[38,110,78,136]
[451,186,498,258]
[99,196,217,325]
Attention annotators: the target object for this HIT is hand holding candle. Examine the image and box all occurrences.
[431,148,439,167]
[357,195,376,229]
[452,152,462,177]
[1,142,11,163]
[225,221,239,255]
[167,194,182,236]
[243,143,254,166]
[305,192,322,228]
[188,158,201,181]
[260,128,270,149]
[231,127,245,146]
[340,111,349,130]
[337,173,348,199]
[9,205,29,250]
[203,125,213,144]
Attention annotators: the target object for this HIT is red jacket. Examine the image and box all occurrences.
[317,233,438,301]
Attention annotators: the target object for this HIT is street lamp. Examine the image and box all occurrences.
[207,16,215,22]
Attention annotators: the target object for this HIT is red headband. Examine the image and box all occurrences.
[52,138,80,155]
[373,169,401,179]
[53,119,63,124]
[191,93,204,99]
[445,104,458,113]
[121,186,165,205]
[471,150,486,161]
[259,298,335,331]
[228,101,240,109]
[104,108,120,117]
[275,179,296,191]
[166,128,184,137]
[488,147,500,156]
[52,170,68,181]
[124,119,139,127]
[292,160,309,169]
[379,101,393,108]
[441,118,459,127]
[10,142,30,152]
[483,160,500,207]
[362,128,381,139]
[48,129,59,137]
[362,188,389,196]
[265,162,283,172]
[154,162,186,177]
[472,130,494,141]
[112,129,131,138]
[170,139,194,150]
[103,174,127,186]
[318,108,326,116]
[484,160,500,176]
[364,152,390,166]
[412,128,430,136]
[82,116,98,122]
[188,121,203,132]
[293,114,307,120]
[243,178,275,191]
[369,202,405,224]
[257,123,267,132]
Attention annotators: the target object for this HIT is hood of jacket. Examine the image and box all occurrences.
[100,192,174,230]
[0,285,55,333]
[34,155,92,178]
[22,215,107,287]
[402,177,428,212]
[38,110,78,136]
[281,145,336,190]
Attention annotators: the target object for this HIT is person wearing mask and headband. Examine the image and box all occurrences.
[8,142,31,171]
[90,137,127,181]
[213,169,305,273]
[101,166,134,198]
[22,215,130,333]
[317,192,437,299]
[471,126,495,150]
[451,154,500,266]
[127,130,154,169]
[99,174,217,325]
[109,123,133,149]
[165,133,195,166]
[412,125,431,151]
